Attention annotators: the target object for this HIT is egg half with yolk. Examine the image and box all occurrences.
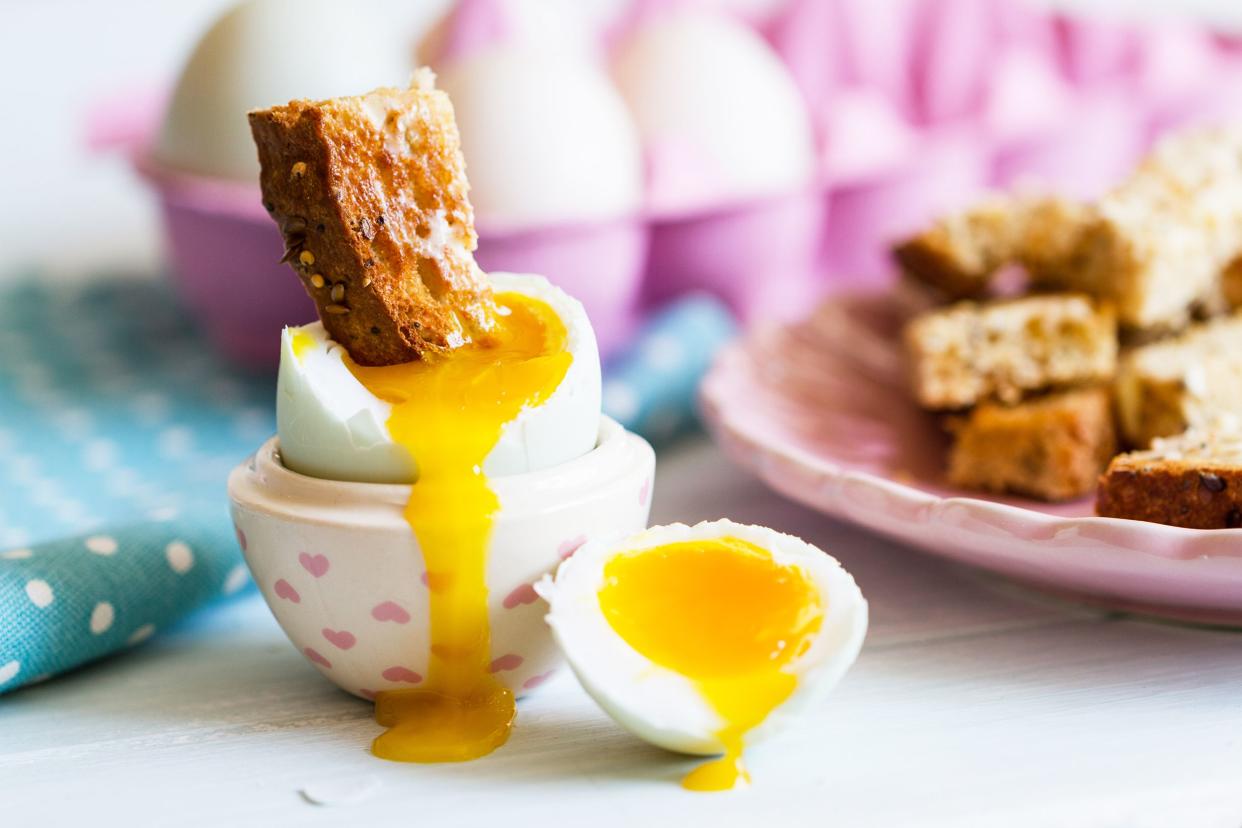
[539,519,868,791]
[276,272,601,484]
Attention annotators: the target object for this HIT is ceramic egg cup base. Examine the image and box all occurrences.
[228,417,656,699]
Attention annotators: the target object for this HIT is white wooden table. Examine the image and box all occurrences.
[5,439,1242,827]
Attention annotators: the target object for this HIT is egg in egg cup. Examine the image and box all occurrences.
[229,73,654,763]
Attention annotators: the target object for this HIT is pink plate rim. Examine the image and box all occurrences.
[698,301,1242,623]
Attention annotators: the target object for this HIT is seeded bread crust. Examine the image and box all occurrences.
[248,70,493,366]
[1096,427,1242,528]
[905,293,1118,410]
[947,387,1116,502]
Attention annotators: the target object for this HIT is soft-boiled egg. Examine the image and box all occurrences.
[278,269,603,762]
[277,272,601,484]
[540,520,868,791]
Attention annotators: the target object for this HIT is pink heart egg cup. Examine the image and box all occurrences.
[228,417,655,700]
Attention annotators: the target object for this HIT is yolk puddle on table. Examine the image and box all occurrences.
[597,537,824,791]
[345,291,571,763]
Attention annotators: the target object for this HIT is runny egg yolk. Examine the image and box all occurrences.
[344,292,572,763]
[291,328,315,361]
[597,537,824,791]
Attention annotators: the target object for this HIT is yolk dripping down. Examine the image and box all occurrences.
[344,292,572,762]
[597,537,824,791]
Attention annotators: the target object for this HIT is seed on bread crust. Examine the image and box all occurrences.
[1096,423,1242,528]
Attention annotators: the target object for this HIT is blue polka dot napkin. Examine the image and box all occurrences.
[0,277,735,695]
[0,277,272,694]
[601,294,738,443]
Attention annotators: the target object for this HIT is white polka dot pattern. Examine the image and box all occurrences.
[90,602,115,635]
[0,279,274,695]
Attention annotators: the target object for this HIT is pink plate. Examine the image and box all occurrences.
[700,293,1242,625]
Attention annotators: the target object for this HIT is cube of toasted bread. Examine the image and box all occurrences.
[892,196,1019,299]
[900,129,1242,330]
[946,387,1116,501]
[905,294,1117,410]
[1114,313,1242,448]
[249,70,493,366]
[1013,196,1097,288]
[893,195,1093,300]
[1059,127,1242,332]
[1096,422,1242,528]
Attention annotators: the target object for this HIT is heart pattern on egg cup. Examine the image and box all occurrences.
[381,666,424,684]
[489,654,524,673]
[371,601,411,624]
[503,583,539,609]
[322,628,357,650]
[304,647,332,669]
[230,418,656,702]
[273,579,300,603]
[299,552,330,578]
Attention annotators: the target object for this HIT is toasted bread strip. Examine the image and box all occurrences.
[892,196,1019,299]
[1044,127,1242,331]
[904,293,1117,410]
[1096,423,1242,528]
[249,69,493,366]
[946,387,1116,502]
[898,128,1242,331]
[893,195,1093,300]
[1114,313,1242,448]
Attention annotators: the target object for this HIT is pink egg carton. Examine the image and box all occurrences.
[93,1,1242,369]
[122,143,823,367]
[96,100,829,368]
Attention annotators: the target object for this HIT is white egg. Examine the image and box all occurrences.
[539,520,868,758]
[611,10,816,214]
[419,0,598,68]
[437,50,643,228]
[155,0,410,181]
[276,272,602,483]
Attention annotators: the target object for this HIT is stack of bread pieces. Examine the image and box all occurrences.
[896,126,1242,528]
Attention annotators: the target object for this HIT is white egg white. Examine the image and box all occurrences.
[539,519,868,756]
[276,272,602,484]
